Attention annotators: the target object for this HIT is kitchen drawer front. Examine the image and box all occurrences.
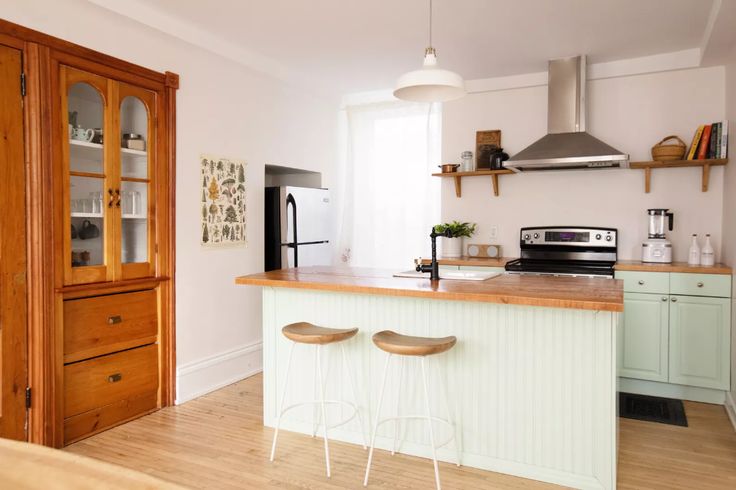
[64,391,157,444]
[615,271,669,294]
[64,289,158,363]
[669,273,731,298]
[64,344,158,418]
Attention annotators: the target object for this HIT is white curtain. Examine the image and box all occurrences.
[335,101,441,269]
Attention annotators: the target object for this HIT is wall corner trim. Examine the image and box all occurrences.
[726,391,736,432]
[176,341,263,404]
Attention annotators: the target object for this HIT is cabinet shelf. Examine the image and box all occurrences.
[70,139,147,157]
[432,169,514,197]
[629,158,728,193]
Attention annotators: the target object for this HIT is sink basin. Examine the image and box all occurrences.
[393,270,502,281]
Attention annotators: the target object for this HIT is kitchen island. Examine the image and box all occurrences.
[236,267,623,490]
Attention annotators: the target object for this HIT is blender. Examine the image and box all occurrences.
[642,208,674,263]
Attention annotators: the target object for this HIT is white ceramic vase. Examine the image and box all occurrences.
[442,237,463,258]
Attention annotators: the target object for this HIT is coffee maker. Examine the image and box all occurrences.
[642,208,674,263]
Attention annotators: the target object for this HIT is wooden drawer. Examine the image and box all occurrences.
[64,392,157,445]
[64,290,157,363]
[670,273,731,298]
[615,271,669,294]
[64,344,158,419]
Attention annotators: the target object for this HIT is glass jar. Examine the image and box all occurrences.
[461,151,474,172]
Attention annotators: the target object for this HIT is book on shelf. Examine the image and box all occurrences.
[696,124,712,160]
[687,125,704,160]
[708,122,719,159]
[721,121,729,159]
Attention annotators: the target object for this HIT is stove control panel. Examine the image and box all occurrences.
[520,227,617,247]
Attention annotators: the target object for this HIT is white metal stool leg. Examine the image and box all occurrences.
[270,342,296,462]
[315,344,332,477]
[420,356,442,490]
[391,356,403,456]
[363,353,392,487]
[311,346,319,438]
[340,344,368,449]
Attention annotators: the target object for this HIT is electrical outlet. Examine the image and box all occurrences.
[489,225,499,241]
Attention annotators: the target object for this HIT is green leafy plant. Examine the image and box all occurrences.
[433,221,477,238]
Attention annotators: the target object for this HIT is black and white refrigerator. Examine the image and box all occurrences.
[265,186,332,271]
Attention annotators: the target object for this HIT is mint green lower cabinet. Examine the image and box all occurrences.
[669,295,731,390]
[618,293,669,382]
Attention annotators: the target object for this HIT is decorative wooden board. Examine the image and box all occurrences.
[475,129,501,169]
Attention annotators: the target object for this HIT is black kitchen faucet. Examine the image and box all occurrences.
[415,227,454,280]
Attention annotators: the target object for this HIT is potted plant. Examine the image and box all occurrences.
[433,221,477,258]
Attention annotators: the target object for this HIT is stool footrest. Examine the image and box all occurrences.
[374,415,456,450]
[277,400,361,431]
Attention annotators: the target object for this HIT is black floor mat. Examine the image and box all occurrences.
[619,392,688,427]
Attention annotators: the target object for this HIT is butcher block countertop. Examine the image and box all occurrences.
[614,260,732,275]
[235,266,623,312]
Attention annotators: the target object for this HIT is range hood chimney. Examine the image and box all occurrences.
[505,56,629,172]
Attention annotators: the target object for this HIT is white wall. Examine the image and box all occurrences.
[722,48,736,426]
[442,67,726,261]
[2,0,339,403]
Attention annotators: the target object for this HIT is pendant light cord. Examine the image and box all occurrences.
[429,0,433,48]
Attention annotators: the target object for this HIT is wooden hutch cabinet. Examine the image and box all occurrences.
[0,19,177,447]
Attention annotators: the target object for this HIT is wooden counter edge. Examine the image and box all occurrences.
[235,276,624,313]
[614,261,732,275]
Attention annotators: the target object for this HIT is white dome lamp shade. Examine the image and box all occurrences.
[393,0,465,103]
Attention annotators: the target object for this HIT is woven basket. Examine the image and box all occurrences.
[651,135,686,161]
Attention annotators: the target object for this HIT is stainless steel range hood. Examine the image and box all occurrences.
[505,56,629,172]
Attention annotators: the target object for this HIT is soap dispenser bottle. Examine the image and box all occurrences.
[688,234,700,266]
[701,234,715,266]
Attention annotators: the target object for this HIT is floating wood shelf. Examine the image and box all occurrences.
[432,169,514,197]
[629,158,728,193]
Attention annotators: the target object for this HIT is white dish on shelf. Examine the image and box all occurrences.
[71,212,103,218]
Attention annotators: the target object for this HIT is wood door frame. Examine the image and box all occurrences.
[0,18,178,447]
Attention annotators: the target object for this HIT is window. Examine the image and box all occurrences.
[335,101,441,269]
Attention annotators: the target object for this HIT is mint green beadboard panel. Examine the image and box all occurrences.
[262,287,618,490]
[669,295,731,390]
[618,292,669,382]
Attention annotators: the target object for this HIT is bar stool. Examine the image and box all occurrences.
[363,330,460,490]
[270,322,368,478]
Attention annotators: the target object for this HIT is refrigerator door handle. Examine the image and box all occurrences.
[286,193,298,267]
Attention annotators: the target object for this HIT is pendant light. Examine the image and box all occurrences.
[393,0,465,102]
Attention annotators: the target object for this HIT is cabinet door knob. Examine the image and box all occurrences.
[107,315,122,325]
[697,282,704,288]
[661,297,668,302]
[107,373,122,383]
[638,280,645,285]
[671,297,678,302]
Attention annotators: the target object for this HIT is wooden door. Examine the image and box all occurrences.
[669,295,731,390]
[0,44,28,440]
[618,292,669,382]
[115,82,157,280]
[60,65,114,285]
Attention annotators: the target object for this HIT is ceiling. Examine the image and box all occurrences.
[91,0,735,95]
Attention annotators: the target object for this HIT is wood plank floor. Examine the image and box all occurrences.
[66,373,736,489]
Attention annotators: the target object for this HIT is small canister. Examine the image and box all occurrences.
[461,151,474,172]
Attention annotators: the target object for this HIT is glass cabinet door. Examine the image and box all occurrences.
[62,66,112,285]
[117,83,156,280]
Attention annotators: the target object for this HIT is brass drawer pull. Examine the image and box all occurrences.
[638,280,645,285]
[697,282,704,288]
[107,315,122,325]
[108,373,122,383]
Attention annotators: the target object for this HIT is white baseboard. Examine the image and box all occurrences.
[726,392,736,432]
[618,377,726,405]
[176,341,263,404]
